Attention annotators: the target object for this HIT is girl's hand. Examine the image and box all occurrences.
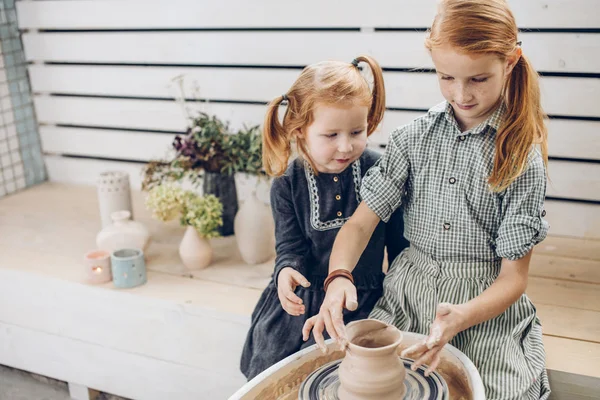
[302,277,358,351]
[277,267,311,316]
[400,303,467,376]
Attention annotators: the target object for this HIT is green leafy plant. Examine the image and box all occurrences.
[145,183,223,238]
[141,112,265,191]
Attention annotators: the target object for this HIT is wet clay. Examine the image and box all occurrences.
[351,325,399,349]
[338,320,406,400]
[395,343,473,400]
[253,350,345,400]
[437,357,472,400]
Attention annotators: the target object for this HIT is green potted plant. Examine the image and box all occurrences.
[145,183,223,270]
[142,112,266,237]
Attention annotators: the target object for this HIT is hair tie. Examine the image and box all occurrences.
[516,41,522,47]
[351,58,359,67]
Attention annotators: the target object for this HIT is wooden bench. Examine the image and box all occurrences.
[0,182,598,399]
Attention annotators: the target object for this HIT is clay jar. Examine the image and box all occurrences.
[338,319,406,400]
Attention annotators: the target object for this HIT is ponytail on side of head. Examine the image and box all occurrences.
[489,53,548,192]
[263,95,292,177]
[354,55,386,136]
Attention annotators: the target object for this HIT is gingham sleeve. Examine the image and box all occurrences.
[496,151,549,260]
[360,128,410,223]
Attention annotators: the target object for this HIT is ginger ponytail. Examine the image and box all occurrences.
[353,55,386,136]
[425,0,549,192]
[489,54,548,192]
[263,95,292,177]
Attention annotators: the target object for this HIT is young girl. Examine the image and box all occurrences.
[240,55,409,380]
[303,1,551,398]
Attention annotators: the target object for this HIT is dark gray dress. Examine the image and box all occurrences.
[240,149,409,380]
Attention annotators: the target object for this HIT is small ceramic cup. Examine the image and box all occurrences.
[110,248,147,289]
[83,250,112,284]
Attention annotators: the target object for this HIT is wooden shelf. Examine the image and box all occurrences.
[0,182,598,399]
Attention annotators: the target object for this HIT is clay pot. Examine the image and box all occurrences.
[96,210,150,252]
[179,226,212,270]
[338,319,406,400]
[234,190,275,264]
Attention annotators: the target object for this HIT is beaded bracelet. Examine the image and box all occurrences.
[324,269,355,292]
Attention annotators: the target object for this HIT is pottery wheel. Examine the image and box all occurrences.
[298,358,449,400]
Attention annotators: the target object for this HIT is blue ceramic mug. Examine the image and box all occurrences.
[111,248,147,288]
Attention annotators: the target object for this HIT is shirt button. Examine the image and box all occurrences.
[333,176,339,182]
[335,195,341,201]
[443,222,451,230]
[459,135,466,141]
[542,210,546,217]
[337,211,343,217]
[449,177,456,184]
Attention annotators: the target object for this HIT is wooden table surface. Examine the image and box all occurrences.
[0,182,598,380]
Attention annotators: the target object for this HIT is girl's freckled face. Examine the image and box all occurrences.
[431,46,509,131]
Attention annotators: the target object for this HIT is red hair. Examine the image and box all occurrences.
[263,55,386,177]
[426,0,548,191]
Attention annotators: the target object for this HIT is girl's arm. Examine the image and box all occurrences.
[403,251,532,375]
[458,251,531,329]
[302,202,381,350]
[328,201,382,275]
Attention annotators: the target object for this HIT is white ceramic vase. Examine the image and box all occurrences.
[179,226,212,270]
[97,171,133,228]
[234,190,275,264]
[96,210,150,252]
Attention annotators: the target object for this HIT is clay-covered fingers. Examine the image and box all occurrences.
[400,340,428,359]
[343,285,358,311]
[424,352,442,377]
[302,315,317,341]
[412,346,442,373]
[329,305,347,347]
[321,307,337,339]
[302,315,328,353]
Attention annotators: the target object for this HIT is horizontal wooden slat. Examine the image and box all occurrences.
[528,277,600,312]
[43,155,600,238]
[537,305,600,343]
[546,160,600,202]
[40,127,175,162]
[33,96,600,161]
[543,336,600,378]
[22,31,600,73]
[544,200,600,239]
[34,96,265,132]
[536,236,600,261]
[16,0,600,29]
[544,120,600,161]
[530,254,600,284]
[45,155,145,189]
[28,65,600,119]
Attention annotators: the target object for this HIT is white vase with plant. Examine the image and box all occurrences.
[145,183,223,270]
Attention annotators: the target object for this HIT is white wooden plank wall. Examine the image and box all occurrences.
[15,0,600,239]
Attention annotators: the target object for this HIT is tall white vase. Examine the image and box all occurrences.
[97,171,133,228]
[179,226,212,270]
[234,190,275,264]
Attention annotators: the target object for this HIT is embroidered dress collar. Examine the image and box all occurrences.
[304,159,362,231]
